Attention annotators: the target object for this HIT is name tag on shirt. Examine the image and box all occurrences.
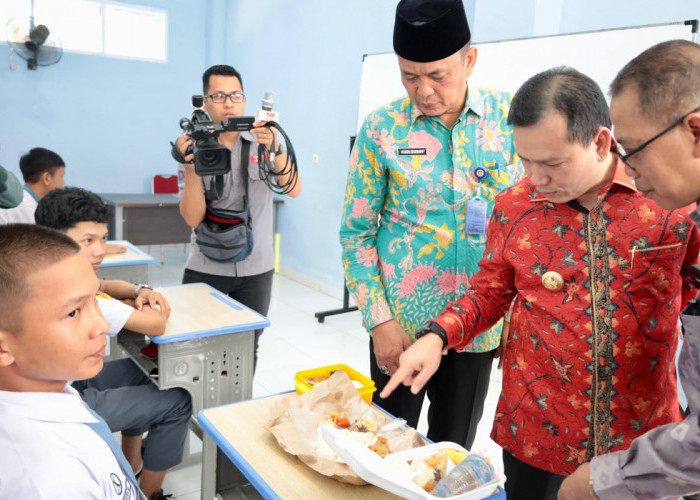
[398,148,427,156]
[250,154,269,164]
[466,199,488,235]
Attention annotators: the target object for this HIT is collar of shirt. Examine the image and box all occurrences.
[0,384,98,424]
[408,85,484,125]
[23,185,40,203]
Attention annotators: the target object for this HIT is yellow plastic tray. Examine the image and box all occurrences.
[294,364,376,403]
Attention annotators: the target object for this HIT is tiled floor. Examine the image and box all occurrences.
[141,244,504,499]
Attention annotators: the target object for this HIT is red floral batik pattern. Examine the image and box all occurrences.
[432,163,700,475]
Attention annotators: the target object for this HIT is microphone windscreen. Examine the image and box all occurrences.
[262,90,275,111]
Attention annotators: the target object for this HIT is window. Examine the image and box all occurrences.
[0,0,167,62]
[35,0,103,54]
[104,3,167,62]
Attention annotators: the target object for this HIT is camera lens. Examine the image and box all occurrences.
[200,150,222,167]
[194,144,231,176]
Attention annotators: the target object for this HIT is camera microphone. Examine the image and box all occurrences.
[256,90,280,122]
[192,95,204,108]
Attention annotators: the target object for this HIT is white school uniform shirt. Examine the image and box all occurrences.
[0,186,39,224]
[0,384,140,499]
[96,292,133,335]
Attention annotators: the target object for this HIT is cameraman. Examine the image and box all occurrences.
[176,65,301,370]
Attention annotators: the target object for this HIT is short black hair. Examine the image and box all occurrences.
[508,66,611,146]
[610,39,700,124]
[202,65,244,94]
[35,186,113,232]
[0,224,80,334]
[19,147,65,184]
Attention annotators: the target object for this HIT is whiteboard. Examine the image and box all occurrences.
[356,21,698,131]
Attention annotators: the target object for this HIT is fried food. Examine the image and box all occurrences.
[368,435,391,458]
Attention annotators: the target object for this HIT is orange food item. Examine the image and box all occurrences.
[330,411,351,428]
[368,435,391,458]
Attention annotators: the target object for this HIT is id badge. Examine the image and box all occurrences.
[466,198,488,235]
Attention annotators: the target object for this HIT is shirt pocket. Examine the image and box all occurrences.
[628,242,685,271]
[247,154,264,182]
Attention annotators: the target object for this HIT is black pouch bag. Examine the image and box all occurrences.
[194,139,254,263]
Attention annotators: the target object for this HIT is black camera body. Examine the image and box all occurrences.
[179,96,255,176]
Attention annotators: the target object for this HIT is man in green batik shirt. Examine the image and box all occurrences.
[339,0,521,449]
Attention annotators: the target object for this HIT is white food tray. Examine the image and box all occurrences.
[321,425,502,500]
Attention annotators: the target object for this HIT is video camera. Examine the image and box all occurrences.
[178,95,255,176]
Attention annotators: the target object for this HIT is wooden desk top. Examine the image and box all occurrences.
[199,393,401,500]
[152,283,269,344]
[100,240,155,267]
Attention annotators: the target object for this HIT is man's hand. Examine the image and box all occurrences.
[379,333,444,398]
[558,463,595,500]
[372,320,412,376]
[176,133,194,165]
[135,289,171,319]
[250,121,278,151]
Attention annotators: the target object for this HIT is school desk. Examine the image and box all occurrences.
[117,282,269,499]
[97,240,154,284]
[198,392,507,500]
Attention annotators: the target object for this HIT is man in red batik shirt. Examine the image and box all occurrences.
[380,67,700,500]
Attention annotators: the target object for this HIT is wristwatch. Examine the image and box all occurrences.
[134,284,152,298]
[415,321,448,348]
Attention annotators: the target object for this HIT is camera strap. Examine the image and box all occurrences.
[206,138,250,202]
[170,140,191,165]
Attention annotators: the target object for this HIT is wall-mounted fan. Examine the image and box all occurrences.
[6,17,63,70]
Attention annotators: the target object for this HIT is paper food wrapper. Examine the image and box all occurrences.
[266,370,426,484]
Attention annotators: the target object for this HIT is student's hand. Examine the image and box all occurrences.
[558,463,595,500]
[379,333,444,398]
[105,242,126,255]
[121,298,136,308]
[176,133,195,165]
[135,289,171,319]
[372,319,412,376]
[251,122,278,151]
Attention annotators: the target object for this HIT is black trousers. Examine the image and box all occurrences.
[182,268,274,372]
[370,337,493,450]
[503,450,565,500]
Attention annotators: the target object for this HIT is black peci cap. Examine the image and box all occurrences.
[393,0,471,63]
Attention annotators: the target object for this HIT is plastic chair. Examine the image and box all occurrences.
[153,174,179,194]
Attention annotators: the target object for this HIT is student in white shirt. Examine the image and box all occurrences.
[36,187,190,500]
[0,147,66,224]
[0,224,141,499]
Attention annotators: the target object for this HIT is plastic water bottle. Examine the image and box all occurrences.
[433,454,496,497]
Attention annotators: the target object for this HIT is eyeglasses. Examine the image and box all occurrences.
[205,92,245,104]
[616,104,700,171]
